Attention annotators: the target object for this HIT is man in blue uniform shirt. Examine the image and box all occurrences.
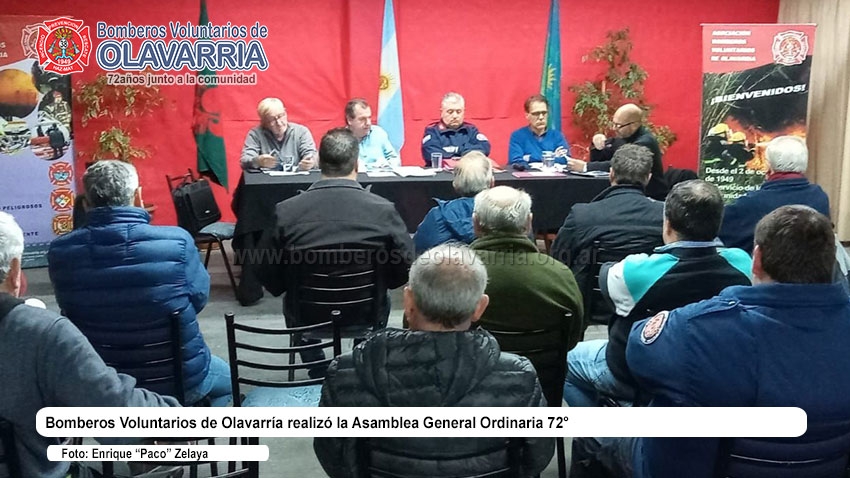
[508,94,570,169]
[572,205,850,478]
[421,92,491,166]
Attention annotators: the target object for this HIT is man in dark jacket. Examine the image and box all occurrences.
[564,180,752,409]
[1,211,179,478]
[567,104,668,200]
[257,128,414,319]
[314,244,554,478]
[414,151,493,254]
[551,144,664,324]
[719,135,829,255]
[48,160,230,407]
[421,92,491,166]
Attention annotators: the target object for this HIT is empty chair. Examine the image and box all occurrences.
[225,312,342,407]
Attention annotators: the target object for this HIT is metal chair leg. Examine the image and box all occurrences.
[216,238,239,299]
[203,241,212,268]
[557,436,567,478]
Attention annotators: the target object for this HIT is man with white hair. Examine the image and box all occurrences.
[421,92,491,166]
[719,135,829,254]
[48,160,232,407]
[0,212,177,478]
[314,244,554,478]
[414,151,494,254]
[470,186,584,406]
[240,97,317,171]
[236,97,319,304]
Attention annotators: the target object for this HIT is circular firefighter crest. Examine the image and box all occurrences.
[36,17,92,74]
[640,311,669,345]
[772,30,808,66]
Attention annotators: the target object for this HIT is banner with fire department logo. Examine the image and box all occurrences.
[699,24,816,203]
[0,15,80,267]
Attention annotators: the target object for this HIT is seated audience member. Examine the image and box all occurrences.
[421,92,491,166]
[567,103,668,200]
[508,94,570,170]
[235,97,319,304]
[256,128,413,371]
[314,244,554,478]
[576,206,850,478]
[471,186,584,405]
[345,97,399,170]
[413,151,493,254]
[239,97,317,171]
[719,135,829,254]
[562,180,752,408]
[48,160,231,407]
[551,144,664,309]
[0,212,178,478]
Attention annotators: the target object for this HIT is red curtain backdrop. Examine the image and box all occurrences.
[5,0,779,225]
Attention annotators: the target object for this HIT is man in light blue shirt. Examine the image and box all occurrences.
[345,98,399,170]
[508,95,570,170]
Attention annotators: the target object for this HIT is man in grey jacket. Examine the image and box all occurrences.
[314,244,554,477]
[0,211,178,478]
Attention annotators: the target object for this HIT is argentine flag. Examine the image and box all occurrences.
[377,0,404,152]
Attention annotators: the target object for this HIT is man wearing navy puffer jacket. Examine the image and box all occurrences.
[48,160,232,407]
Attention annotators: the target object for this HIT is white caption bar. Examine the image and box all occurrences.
[37,407,807,438]
[47,445,268,462]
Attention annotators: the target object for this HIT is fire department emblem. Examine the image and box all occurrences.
[21,23,42,59]
[772,31,808,66]
[641,311,669,345]
[48,162,73,186]
[52,214,73,235]
[50,188,74,212]
[36,17,92,74]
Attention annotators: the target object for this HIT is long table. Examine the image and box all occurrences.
[232,170,611,237]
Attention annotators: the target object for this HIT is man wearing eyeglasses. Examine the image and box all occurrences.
[240,97,317,171]
[568,103,668,200]
[508,94,571,170]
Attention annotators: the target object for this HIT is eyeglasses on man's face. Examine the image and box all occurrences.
[613,121,636,129]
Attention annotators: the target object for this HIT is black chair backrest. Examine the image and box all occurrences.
[72,311,185,404]
[483,313,573,408]
[286,247,386,333]
[225,312,340,407]
[166,168,222,235]
[0,418,20,478]
[357,437,523,478]
[583,241,657,326]
[714,423,850,478]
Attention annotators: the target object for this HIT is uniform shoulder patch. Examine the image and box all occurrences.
[422,134,431,144]
[641,311,669,345]
[476,133,488,141]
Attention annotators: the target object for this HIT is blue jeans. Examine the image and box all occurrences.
[184,355,233,407]
[563,339,635,407]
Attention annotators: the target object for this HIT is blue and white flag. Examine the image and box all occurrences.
[377,0,404,152]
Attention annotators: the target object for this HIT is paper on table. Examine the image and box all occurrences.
[392,166,437,177]
[568,170,610,178]
[511,171,567,178]
[366,171,397,177]
[264,170,311,176]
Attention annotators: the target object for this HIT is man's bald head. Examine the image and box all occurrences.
[612,103,643,138]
